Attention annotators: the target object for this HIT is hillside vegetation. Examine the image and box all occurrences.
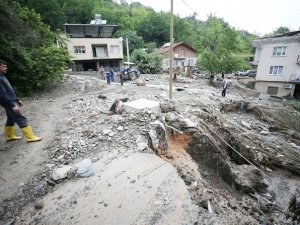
[2,0,260,95]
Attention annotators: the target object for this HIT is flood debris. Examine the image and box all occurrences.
[288,193,300,223]
[1,74,299,225]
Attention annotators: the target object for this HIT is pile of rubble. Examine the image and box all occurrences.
[1,74,300,224]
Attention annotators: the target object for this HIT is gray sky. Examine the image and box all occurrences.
[126,0,300,35]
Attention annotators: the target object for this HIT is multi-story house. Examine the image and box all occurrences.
[252,31,300,98]
[62,15,123,72]
[155,42,197,69]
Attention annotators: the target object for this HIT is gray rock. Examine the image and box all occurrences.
[34,200,44,210]
[260,131,269,135]
[52,165,73,181]
[241,120,251,130]
[74,159,94,178]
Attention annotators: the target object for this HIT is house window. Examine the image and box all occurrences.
[269,66,283,75]
[110,45,120,54]
[92,46,107,57]
[272,46,286,56]
[267,86,278,95]
[181,49,185,57]
[74,46,86,54]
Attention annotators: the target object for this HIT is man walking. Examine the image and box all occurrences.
[222,80,228,97]
[0,59,41,142]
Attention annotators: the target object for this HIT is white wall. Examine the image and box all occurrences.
[62,35,123,60]
[256,41,300,82]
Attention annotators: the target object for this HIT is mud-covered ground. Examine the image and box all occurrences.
[0,73,299,225]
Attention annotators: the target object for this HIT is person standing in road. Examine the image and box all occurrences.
[222,72,224,80]
[222,80,228,97]
[120,71,124,86]
[109,67,115,82]
[99,66,105,79]
[106,71,111,85]
[0,59,42,143]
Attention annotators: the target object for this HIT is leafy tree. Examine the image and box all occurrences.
[0,0,70,95]
[144,42,157,53]
[173,16,196,46]
[196,16,241,76]
[63,0,97,24]
[93,1,133,30]
[130,2,154,30]
[131,49,163,74]
[270,26,291,35]
[114,29,144,54]
[16,0,66,30]
[136,12,169,47]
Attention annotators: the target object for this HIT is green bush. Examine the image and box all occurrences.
[131,49,163,74]
[0,0,70,96]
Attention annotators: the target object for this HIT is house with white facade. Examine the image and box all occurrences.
[154,42,197,69]
[62,15,123,72]
[252,31,300,98]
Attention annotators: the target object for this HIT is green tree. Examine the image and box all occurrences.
[114,30,144,54]
[136,12,169,46]
[0,0,70,95]
[270,26,291,35]
[16,0,66,30]
[93,1,133,30]
[196,16,241,76]
[131,49,163,74]
[173,16,196,46]
[63,0,97,24]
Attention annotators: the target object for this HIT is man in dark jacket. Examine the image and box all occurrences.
[222,80,228,97]
[0,59,41,142]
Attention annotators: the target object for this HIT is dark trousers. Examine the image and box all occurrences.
[222,88,227,97]
[106,74,111,84]
[2,103,28,127]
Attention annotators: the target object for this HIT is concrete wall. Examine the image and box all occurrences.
[255,81,295,97]
[63,35,123,60]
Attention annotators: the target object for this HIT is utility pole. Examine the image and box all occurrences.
[169,0,174,99]
[126,38,130,67]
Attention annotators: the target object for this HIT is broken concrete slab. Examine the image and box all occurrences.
[123,98,160,113]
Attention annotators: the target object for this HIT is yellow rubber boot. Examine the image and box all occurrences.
[4,126,22,142]
[21,125,42,143]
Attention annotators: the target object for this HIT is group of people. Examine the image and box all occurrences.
[0,59,41,143]
[99,66,124,86]
[99,66,116,85]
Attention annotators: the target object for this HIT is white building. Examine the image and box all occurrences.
[62,15,123,72]
[252,31,300,98]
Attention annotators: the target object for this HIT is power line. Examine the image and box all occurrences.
[181,0,198,16]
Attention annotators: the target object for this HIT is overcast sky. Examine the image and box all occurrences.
[127,0,300,35]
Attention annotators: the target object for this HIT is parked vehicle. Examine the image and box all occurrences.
[120,65,140,80]
[247,70,257,77]
[237,70,248,76]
